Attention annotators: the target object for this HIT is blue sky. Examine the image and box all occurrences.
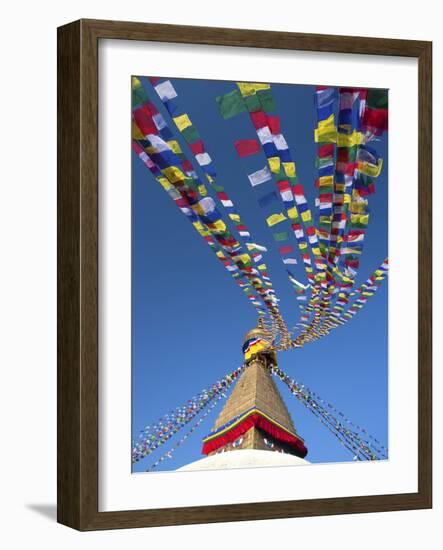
[131,77,388,473]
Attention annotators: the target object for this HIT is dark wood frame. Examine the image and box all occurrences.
[57,18,432,531]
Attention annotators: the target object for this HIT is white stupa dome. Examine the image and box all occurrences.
[177,449,309,472]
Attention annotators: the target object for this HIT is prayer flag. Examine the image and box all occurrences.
[237,82,270,97]
[258,191,279,208]
[234,139,261,157]
[216,89,247,119]
[268,156,281,174]
[173,114,192,132]
[250,110,268,129]
[273,231,289,242]
[266,212,287,227]
[154,80,177,101]
[248,166,272,186]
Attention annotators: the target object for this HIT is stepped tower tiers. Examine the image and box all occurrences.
[177,321,308,471]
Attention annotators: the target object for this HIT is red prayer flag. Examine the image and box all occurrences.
[250,110,268,129]
[362,107,388,135]
[181,160,193,172]
[189,140,205,155]
[278,245,293,255]
[234,139,261,157]
[318,144,334,157]
[267,115,281,135]
[306,226,316,237]
[132,105,158,136]
[277,180,290,192]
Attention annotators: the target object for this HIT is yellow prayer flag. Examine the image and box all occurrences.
[257,264,267,271]
[337,130,364,147]
[343,193,351,204]
[237,82,270,96]
[314,115,337,143]
[229,213,241,223]
[268,156,281,174]
[173,113,192,132]
[131,76,142,89]
[157,176,173,192]
[358,158,383,177]
[350,213,369,226]
[318,175,334,188]
[198,184,207,197]
[191,203,204,215]
[162,166,185,183]
[266,212,287,227]
[282,162,296,178]
[287,206,299,220]
[192,221,209,236]
[167,140,182,154]
[132,121,145,140]
[349,201,367,214]
[208,219,227,232]
[234,253,250,264]
[301,210,312,223]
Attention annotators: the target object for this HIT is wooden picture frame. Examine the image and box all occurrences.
[57,18,432,530]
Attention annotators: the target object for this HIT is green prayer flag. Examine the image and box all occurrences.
[216,89,247,119]
[244,94,261,113]
[273,231,289,242]
[367,89,388,109]
[257,89,276,113]
[181,125,201,143]
[316,157,334,169]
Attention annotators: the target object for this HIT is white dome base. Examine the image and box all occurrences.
[177,449,309,472]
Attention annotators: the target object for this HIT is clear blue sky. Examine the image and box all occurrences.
[131,77,388,473]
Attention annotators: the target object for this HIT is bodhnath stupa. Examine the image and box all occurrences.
[178,320,309,471]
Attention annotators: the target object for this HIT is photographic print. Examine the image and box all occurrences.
[131,76,389,474]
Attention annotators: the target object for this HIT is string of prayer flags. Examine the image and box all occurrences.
[135,75,389,350]
[299,259,389,344]
[230,82,324,293]
[314,87,337,259]
[270,364,387,460]
[147,392,226,471]
[150,77,260,247]
[135,76,291,335]
[133,365,245,464]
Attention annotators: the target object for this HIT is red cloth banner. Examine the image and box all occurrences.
[202,412,308,457]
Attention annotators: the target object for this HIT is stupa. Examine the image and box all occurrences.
[178,320,308,471]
